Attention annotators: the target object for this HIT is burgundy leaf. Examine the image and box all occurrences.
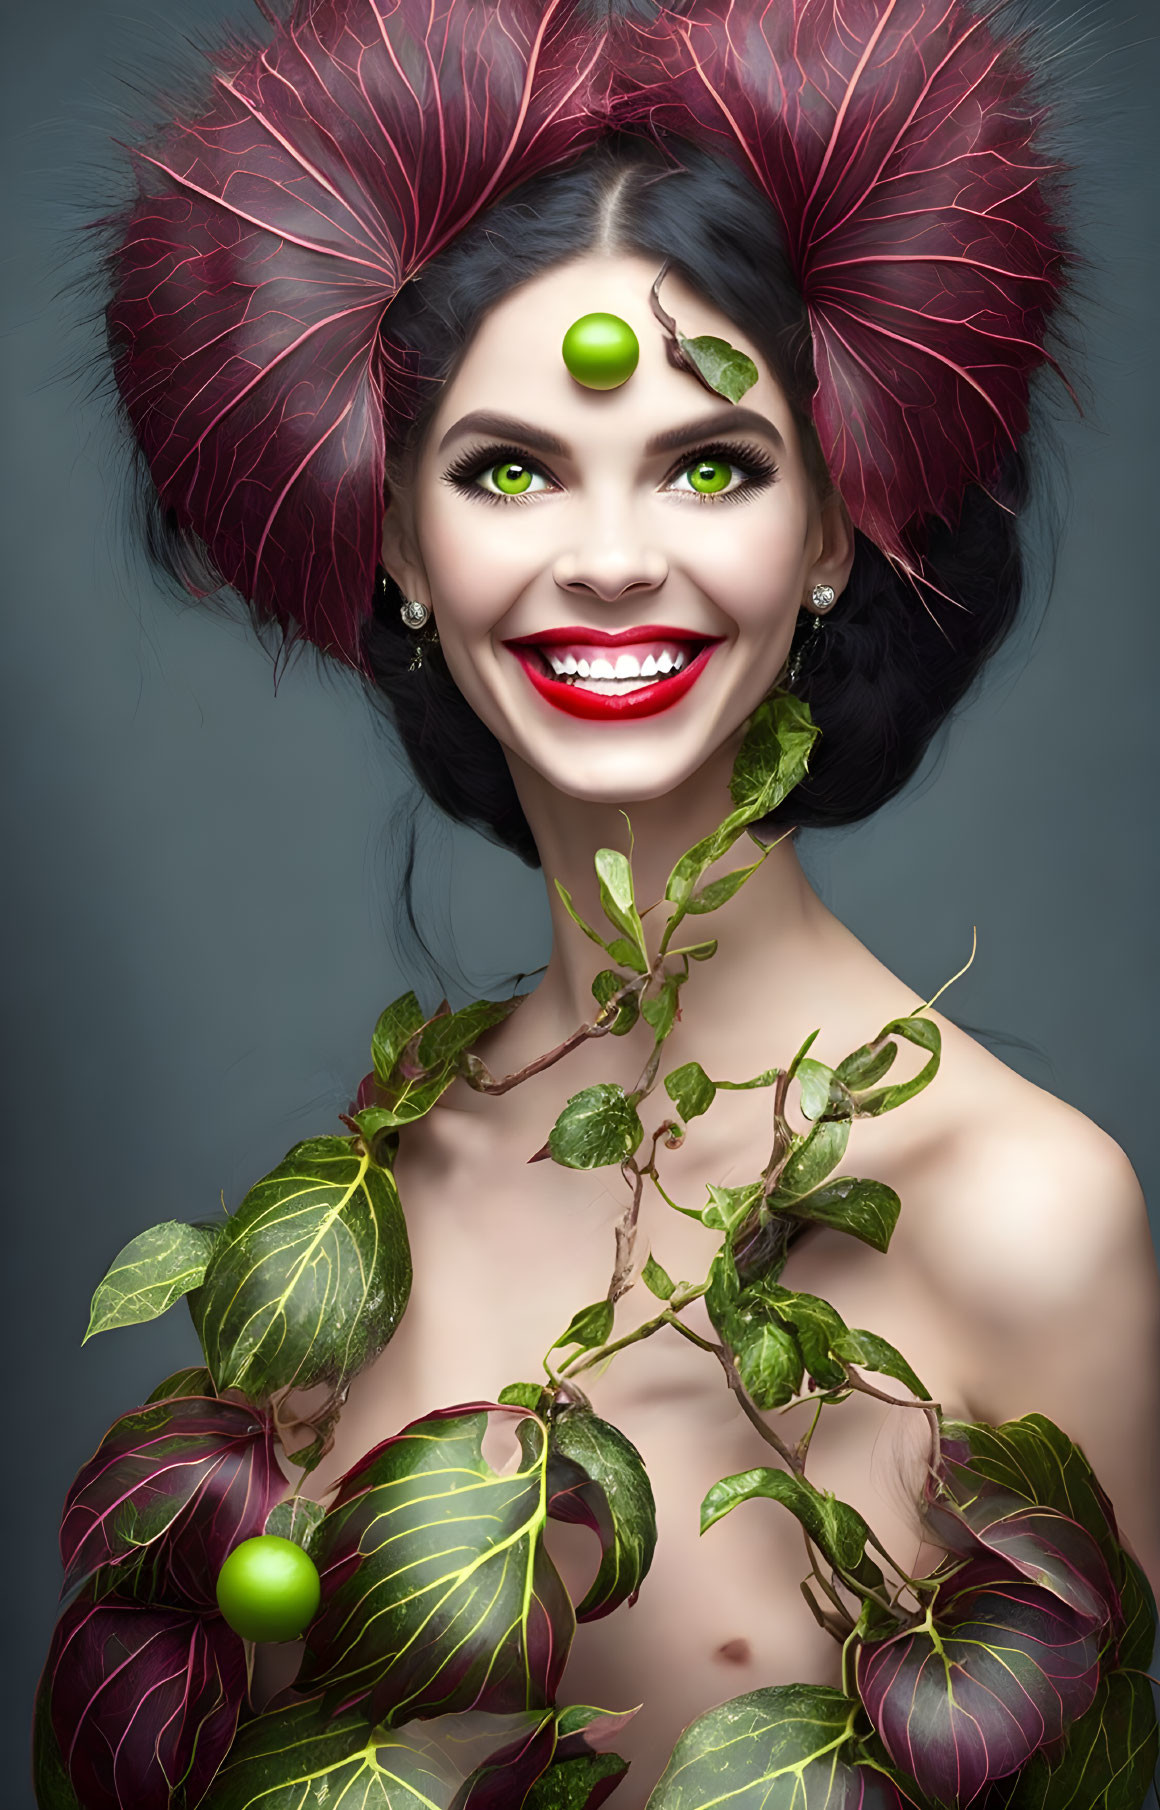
[607,0,1075,577]
[103,0,614,670]
[59,1393,284,1608]
[923,1458,1121,1634]
[451,1709,559,1810]
[856,1557,1103,1806]
[46,1583,246,1810]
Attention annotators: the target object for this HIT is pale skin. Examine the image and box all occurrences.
[257,253,1160,1801]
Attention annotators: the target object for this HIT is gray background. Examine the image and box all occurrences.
[2,0,1157,1797]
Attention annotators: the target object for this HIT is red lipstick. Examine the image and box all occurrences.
[502,625,723,722]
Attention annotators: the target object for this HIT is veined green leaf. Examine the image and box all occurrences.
[145,1365,214,1403]
[605,936,648,974]
[733,1318,804,1410]
[298,1407,574,1724]
[729,694,818,824]
[664,1061,716,1122]
[367,996,519,1128]
[772,1175,901,1253]
[547,1085,644,1169]
[685,856,766,916]
[746,1284,848,1392]
[196,1695,457,1807]
[701,1182,762,1235]
[548,1411,657,1621]
[524,1749,628,1809]
[775,1120,851,1200]
[648,1684,884,1808]
[679,334,759,403]
[84,1221,220,1341]
[702,1469,883,1591]
[263,1493,326,1552]
[550,1299,614,1358]
[370,990,427,1085]
[833,1327,931,1401]
[190,1135,412,1400]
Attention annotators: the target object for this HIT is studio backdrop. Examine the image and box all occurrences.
[2,0,1157,1794]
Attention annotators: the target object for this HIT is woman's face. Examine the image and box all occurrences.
[381,252,852,805]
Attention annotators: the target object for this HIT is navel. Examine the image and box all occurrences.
[715,1637,752,1666]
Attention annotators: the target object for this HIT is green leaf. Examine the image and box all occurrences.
[1116,1550,1159,1671]
[686,857,766,915]
[370,990,426,1085]
[297,1407,574,1724]
[851,1016,941,1116]
[648,1684,877,1808]
[84,1221,220,1341]
[833,1327,931,1401]
[363,996,518,1129]
[593,847,647,964]
[145,1365,214,1403]
[774,1119,851,1200]
[664,1061,716,1122]
[835,1038,897,1091]
[683,939,719,961]
[641,973,681,1044]
[263,1493,326,1551]
[732,1318,804,1410]
[556,880,612,953]
[524,1751,629,1809]
[993,1667,1159,1809]
[190,1135,412,1400]
[499,1381,552,1415]
[590,968,638,1036]
[549,1299,615,1358]
[701,1470,884,1591]
[701,1182,763,1235]
[548,1410,657,1620]
[547,1084,644,1169]
[605,936,648,974]
[704,1240,742,1340]
[747,1284,849,1392]
[729,693,818,825]
[196,1694,456,1807]
[678,333,759,403]
[796,1058,837,1122]
[642,1254,676,1300]
[775,1175,902,1253]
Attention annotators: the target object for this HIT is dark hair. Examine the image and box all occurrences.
[359,133,1043,866]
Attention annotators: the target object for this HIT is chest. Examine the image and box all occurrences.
[283,1102,974,1803]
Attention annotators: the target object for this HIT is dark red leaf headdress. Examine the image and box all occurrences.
[100,0,1075,668]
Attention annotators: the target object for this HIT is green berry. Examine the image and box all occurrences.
[561,313,640,390]
[215,1534,321,1642]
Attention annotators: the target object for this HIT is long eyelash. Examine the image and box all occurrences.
[439,438,779,506]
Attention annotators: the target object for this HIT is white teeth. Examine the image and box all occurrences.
[640,654,658,678]
[576,659,591,678]
[656,650,673,674]
[672,651,686,671]
[548,653,579,676]
[614,654,640,679]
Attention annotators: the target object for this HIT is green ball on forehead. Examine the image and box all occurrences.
[561,312,640,390]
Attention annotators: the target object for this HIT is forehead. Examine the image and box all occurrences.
[422,251,792,457]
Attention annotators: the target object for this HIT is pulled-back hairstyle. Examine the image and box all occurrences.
[359,134,1040,865]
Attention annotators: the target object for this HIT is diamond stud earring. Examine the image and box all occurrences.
[810,583,837,613]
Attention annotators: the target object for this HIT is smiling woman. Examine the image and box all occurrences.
[33,1,1160,1807]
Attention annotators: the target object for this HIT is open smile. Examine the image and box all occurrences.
[502,623,724,721]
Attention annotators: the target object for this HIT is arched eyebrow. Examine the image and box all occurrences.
[436,407,786,458]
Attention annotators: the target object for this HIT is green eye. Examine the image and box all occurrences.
[685,458,733,495]
[486,460,535,495]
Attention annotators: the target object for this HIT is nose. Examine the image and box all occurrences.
[552,503,669,604]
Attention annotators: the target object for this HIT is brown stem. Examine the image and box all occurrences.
[463,1017,614,1096]
[843,1372,943,1416]
[608,1159,646,1303]
[761,1067,795,1193]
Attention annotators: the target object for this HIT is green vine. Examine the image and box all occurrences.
[35,693,1159,1810]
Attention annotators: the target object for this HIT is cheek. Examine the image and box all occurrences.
[681,508,810,632]
[418,492,534,635]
